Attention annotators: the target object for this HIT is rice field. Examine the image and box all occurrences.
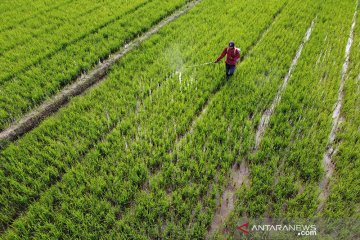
[0,0,359,239]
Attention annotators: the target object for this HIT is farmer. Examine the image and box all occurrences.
[214,41,241,79]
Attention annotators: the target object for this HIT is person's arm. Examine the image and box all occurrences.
[215,48,227,63]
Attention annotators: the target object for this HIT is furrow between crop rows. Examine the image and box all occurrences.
[207,161,250,238]
[317,0,358,214]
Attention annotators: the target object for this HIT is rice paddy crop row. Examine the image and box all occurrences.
[0,0,149,71]
[323,0,359,226]
[113,0,324,238]
[0,0,190,231]
[0,0,75,32]
[2,0,358,238]
[0,0,288,237]
[115,1,324,239]
[220,0,358,239]
[0,0,133,53]
[0,0,186,130]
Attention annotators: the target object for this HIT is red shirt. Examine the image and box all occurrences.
[216,47,240,65]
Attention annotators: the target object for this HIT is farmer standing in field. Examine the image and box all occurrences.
[214,41,241,79]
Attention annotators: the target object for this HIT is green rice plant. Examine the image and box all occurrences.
[224,0,358,238]
[104,0,325,238]
[1,0,287,238]
[0,0,186,130]
[0,0,130,53]
[0,0,149,79]
[323,0,359,220]
[0,0,74,32]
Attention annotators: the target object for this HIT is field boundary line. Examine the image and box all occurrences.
[0,0,201,144]
[316,0,358,214]
[207,17,317,238]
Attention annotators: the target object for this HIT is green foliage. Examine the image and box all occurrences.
[1,0,359,239]
[0,0,187,130]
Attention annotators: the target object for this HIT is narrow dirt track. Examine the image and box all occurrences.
[316,0,358,213]
[0,0,201,144]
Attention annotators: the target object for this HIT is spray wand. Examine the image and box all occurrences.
[175,61,216,83]
[184,61,215,68]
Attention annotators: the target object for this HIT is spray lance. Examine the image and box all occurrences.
[184,61,216,68]
[175,61,217,84]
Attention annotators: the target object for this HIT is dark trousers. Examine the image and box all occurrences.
[225,63,236,77]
